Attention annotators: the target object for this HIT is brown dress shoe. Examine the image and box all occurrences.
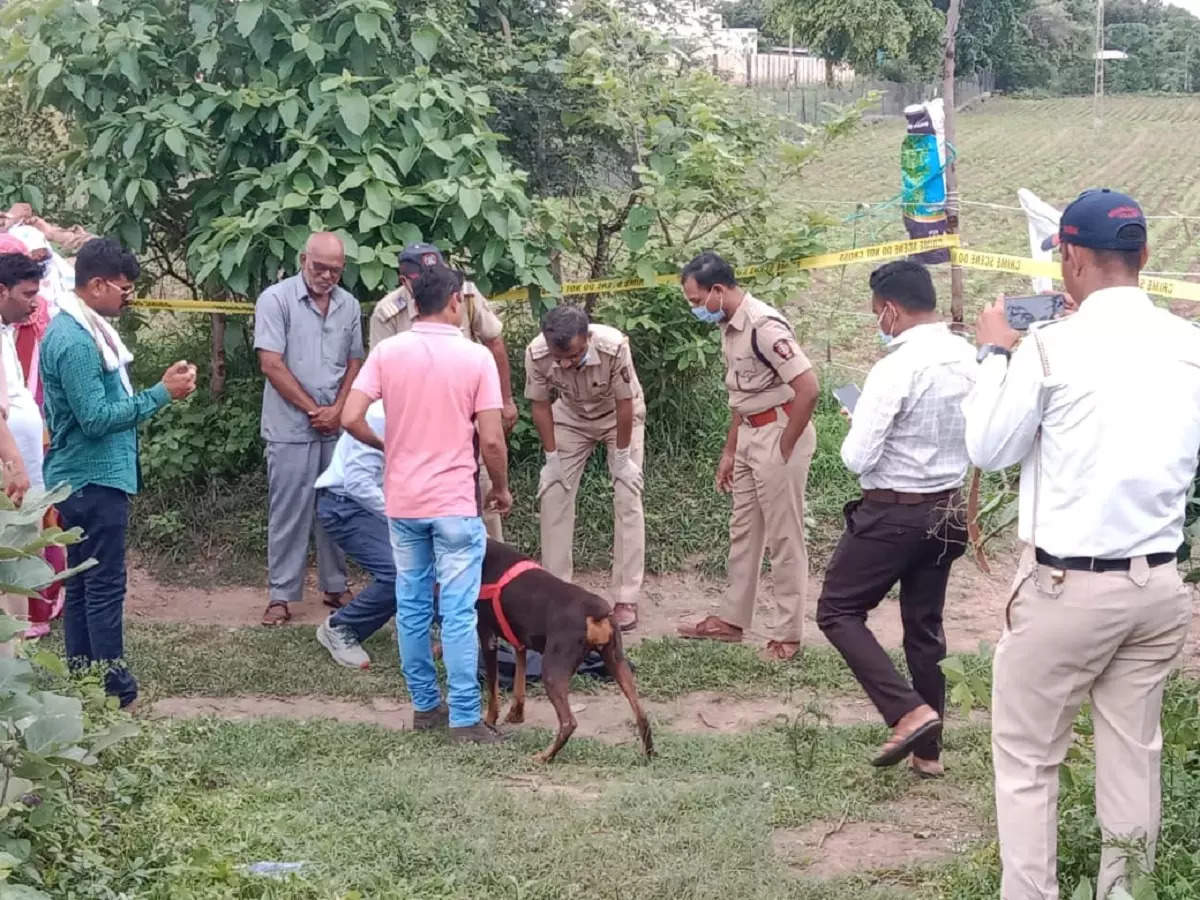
[613,602,638,632]
[676,615,743,642]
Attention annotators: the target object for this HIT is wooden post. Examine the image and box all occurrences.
[210,313,227,397]
[943,0,965,326]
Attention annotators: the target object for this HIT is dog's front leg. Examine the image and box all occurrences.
[504,647,526,724]
[602,634,654,759]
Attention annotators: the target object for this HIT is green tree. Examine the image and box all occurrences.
[768,0,946,83]
[537,1,855,290]
[0,0,555,303]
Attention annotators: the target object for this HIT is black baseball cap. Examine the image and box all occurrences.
[398,242,446,269]
[1041,188,1147,252]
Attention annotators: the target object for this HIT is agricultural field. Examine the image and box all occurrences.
[789,94,1200,382]
[33,96,1200,898]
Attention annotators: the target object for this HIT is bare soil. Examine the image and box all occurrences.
[129,546,1200,665]
[126,549,1022,653]
[149,687,879,742]
[773,786,987,878]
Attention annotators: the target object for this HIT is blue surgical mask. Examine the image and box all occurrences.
[691,306,726,324]
[876,306,895,347]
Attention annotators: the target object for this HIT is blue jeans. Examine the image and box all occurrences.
[57,485,137,707]
[317,491,396,642]
[389,516,485,727]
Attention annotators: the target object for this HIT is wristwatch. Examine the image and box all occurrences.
[976,344,1012,364]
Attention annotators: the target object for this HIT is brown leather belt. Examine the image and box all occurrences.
[862,488,959,506]
[745,401,793,428]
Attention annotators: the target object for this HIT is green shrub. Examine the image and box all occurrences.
[0,487,142,897]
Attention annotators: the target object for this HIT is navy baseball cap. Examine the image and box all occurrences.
[1041,188,1147,251]
[398,242,446,268]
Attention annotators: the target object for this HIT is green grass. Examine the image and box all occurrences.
[49,626,867,702]
[49,714,997,899]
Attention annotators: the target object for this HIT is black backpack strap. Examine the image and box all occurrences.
[750,315,795,379]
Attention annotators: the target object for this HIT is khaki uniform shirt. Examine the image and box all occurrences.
[720,293,811,416]
[368,280,502,351]
[524,324,645,423]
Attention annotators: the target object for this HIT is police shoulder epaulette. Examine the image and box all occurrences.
[374,289,406,320]
[588,323,625,355]
[528,333,551,360]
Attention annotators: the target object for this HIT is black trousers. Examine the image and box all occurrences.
[816,494,967,760]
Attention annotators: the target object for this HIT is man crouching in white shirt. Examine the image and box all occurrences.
[965,188,1200,900]
[817,260,976,776]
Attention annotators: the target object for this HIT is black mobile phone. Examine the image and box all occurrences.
[833,384,861,413]
[1004,293,1066,331]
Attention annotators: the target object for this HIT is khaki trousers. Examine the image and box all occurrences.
[538,414,645,606]
[992,547,1192,900]
[722,418,815,643]
[477,459,503,541]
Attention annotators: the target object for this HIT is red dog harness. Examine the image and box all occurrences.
[477,559,542,651]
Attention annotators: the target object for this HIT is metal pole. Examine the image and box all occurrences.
[1094,0,1105,126]
[943,0,965,326]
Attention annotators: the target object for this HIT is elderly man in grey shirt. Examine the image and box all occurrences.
[254,232,364,626]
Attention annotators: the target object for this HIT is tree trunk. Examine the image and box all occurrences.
[210,313,227,397]
[825,57,834,87]
[942,0,965,327]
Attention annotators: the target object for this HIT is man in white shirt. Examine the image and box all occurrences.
[817,260,975,775]
[965,188,1199,900]
[313,401,393,670]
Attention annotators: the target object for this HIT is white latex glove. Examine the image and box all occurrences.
[609,446,643,494]
[537,450,567,500]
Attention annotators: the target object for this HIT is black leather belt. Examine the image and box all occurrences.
[862,488,958,506]
[1035,548,1176,572]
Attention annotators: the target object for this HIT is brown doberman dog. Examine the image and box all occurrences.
[476,539,654,763]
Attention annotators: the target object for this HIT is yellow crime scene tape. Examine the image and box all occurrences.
[131,233,1200,313]
[946,248,1200,303]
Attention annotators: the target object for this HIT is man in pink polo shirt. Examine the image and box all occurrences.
[342,265,511,744]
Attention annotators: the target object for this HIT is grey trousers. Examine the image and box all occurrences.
[266,440,347,606]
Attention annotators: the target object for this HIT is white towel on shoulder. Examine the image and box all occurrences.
[56,292,134,396]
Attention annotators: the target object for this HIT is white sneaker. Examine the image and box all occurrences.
[316,618,371,669]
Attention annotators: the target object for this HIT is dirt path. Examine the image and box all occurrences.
[150,688,882,741]
[126,550,1022,653]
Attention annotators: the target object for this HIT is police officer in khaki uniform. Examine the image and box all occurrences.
[368,244,516,540]
[526,306,645,631]
[676,252,819,661]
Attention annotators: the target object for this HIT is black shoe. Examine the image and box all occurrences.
[412,704,449,731]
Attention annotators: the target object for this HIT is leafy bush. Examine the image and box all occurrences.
[940,652,1200,898]
[0,487,142,897]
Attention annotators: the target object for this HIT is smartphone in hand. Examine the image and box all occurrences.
[833,384,861,414]
[1004,293,1066,331]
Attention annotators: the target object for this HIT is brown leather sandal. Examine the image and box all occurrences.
[261,603,292,627]
[323,590,351,610]
[613,602,638,632]
[677,615,743,642]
